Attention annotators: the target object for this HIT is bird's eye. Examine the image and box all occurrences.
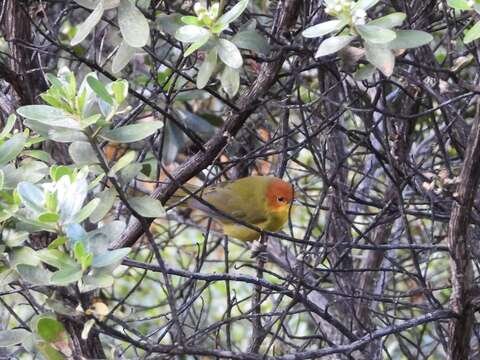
[277,196,285,203]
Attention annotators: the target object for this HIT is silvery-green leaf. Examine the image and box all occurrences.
[215,0,249,29]
[197,48,218,89]
[356,24,396,44]
[218,39,243,68]
[302,20,343,38]
[220,66,240,97]
[0,329,31,347]
[0,269,19,286]
[74,0,119,10]
[175,25,211,43]
[69,142,99,166]
[0,133,26,167]
[72,198,100,224]
[365,42,395,76]
[81,274,114,292]
[37,249,78,269]
[464,22,480,43]
[128,196,165,217]
[315,35,354,58]
[388,30,433,49]
[112,40,136,73]
[87,221,125,254]
[92,248,131,268]
[352,0,380,11]
[47,128,88,143]
[447,0,472,10]
[17,264,52,285]
[118,0,150,47]
[231,30,270,54]
[71,0,104,46]
[108,150,136,176]
[99,121,163,143]
[89,188,116,223]
[50,265,83,285]
[368,13,406,28]
[0,114,16,139]
[10,247,40,268]
[17,182,45,213]
[57,176,88,224]
[17,105,78,128]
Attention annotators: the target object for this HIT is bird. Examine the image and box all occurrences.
[166,176,294,241]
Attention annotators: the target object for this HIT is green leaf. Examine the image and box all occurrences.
[0,114,17,139]
[10,247,40,267]
[231,30,270,54]
[18,105,80,130]
[464,21,480,43]
[50,265,83,285]
[37,249,78,269]
[118,0,150,47]
[17,182,45,213]
[220,66,240,97]
[37,318,65,342]
[71,0,104,45]
[111,79,129,104]
[0,269,19,286]
[0,170,3,190]
[197,48,218,89]
[181,16,202,25]
[112,40,136,73]
[37,342,66,360]
[315,35,354,58]
[218,39,243,68]
[108,150,136,176]
[99,121,163,143]
[184,36,210,56]
[128,195,165,217]
[72,198,101,223]
[388,30,433,49]
[89,188,116,223]
[0,329,31,347]
[92,248,131,268]
[447,0,472,10]
[38,212,60,223]
[368,13,406,28]
[352,0,380,11]
[17,264,52,285]
[175,25,211,43]
[86,76,113,105]
[356,24,397,44]
[48,236,67,249]
[73,0,120,10]
[0,133,26,167]
[215,0,249,29]
[302,20,343,38]
[81,273,114,290]
[68,141,99,166]
[365,42,395,76]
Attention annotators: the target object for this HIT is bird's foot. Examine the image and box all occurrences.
[249,240,268,263]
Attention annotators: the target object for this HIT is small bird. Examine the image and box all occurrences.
[167,176,294,241]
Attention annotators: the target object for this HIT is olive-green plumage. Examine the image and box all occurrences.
[167,176,294,241]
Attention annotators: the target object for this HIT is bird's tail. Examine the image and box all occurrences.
[165,183,201,209]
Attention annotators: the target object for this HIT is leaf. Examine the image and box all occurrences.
[37,318,65,342]
[220,66,240,97]
[81,273,114,291]
[99,121,163,143]
[218,39,243,69]
[0,114,17,139]
[175,25,211,43]
[17,105,68,122]
[118,0,150,47]
[72,198,101,224]
[69,141,99,166]
[38,213,60,223]
[315,35,355,58]
[197,48,218,89]
[464,21,480,43]
[356,24,396,44]
[50,265,83,285]
[302,20,343,38]
[10,247,40,267]
[108,150,136,176]
[74,0,119,10]
[17,182,45,213]
[231,30,270,54]
[17,264,52,285]
[368,13,406,28]
[128,195,165,217]
[388,30,433,49]
[215,0,249,29]
[0,329,31,347]
[447,0,472,10]
[37,249,78,269]
[92,248,131,268]
[71,0,104,46]
[81,319,96,340]
[111,79,129,104]
[37,342,66,360]
[0,269,19,286]
[352,0,380,11]
[184,36,210,56]
[0,133,26,167]
[89,188,116,223]
[365,42,395,76]
[86,76,113,105]
[112,40,136,73]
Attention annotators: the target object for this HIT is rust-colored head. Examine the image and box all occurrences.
[266,179,294,211]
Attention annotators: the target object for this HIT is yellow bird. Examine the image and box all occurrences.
[167,176,294,241]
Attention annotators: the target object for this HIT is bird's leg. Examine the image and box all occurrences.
[249,234,268,263]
